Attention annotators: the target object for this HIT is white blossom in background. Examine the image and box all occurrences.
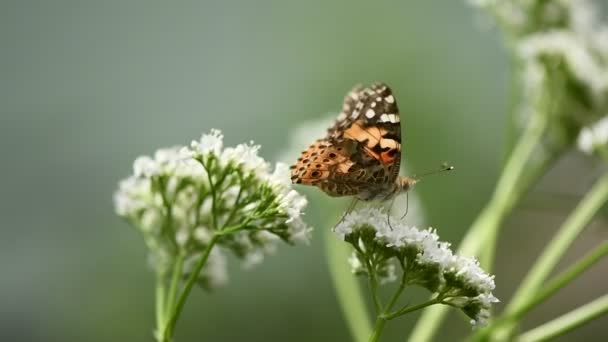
[335,207,498,326]
[114,129,312,289]
[578,116,608,154]
[470,0,608,150]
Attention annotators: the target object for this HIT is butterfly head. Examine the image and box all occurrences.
[395,176,417,195]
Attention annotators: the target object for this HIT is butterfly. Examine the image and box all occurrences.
[290,82,417,201]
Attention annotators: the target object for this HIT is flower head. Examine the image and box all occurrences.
[470,0,608,151]
[115,129,312,289]
[335,207,498,326]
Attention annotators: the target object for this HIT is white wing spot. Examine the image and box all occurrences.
[337,112,347,121]
[371,102,377,108]
[385,95,394,104]
[365,109,376,119]
[376,97,382,102]
[380,114,390,122]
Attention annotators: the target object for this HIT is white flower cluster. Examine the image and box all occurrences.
[335,207,498,326]
[471,0,608,150]
[115,129,312,289]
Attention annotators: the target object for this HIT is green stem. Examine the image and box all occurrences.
[408,113,549,342]
[494,172,608,340]
[385,279,407,314]
[164,253,185,320]
[198,157,219,230]
[368,281,405,342]
[162,234,220,341]
[477,113,548,270]
[468,240,608,342]
[367,263,382,313]
[518,294,608,342]
[385,297,442,320]
[510,240,608,321]
[369,316,387,342]
[370,297,442,342]
[324,229,372,342]
[155,273,167,341]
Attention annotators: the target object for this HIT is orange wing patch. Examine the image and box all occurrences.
[344,120,401,165]
[290,140,354,185]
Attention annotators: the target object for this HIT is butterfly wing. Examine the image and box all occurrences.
[291,83,402,199]
[340,83,402,182]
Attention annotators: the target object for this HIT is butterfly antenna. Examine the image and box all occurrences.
[413,163,454,181]
[400,191,410,220]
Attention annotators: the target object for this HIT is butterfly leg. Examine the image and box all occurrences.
[400,191,410,220]
[334,198,359,229]
[387,196,397,230]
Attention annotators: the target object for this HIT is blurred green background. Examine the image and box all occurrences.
[1,1,606,341]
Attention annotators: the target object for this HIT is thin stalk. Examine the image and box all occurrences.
[164,253,185,320]
[367,262,382,313]
[477,113,548,269]
[155,273,167,341]
[493,172,608,339]
[510,240,608,321]
[324,228,372,342]
[518,294,608,342]
[385,297,442,320]
[468,240,608,342]
[368,280,404,342]
[369,316,387,342]
[385,279,407,315]
[162,234,220,341]
[370,297,442,342]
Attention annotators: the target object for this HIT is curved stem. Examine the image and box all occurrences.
[477,113,548,269]
[511,240,608,321]
[468,240,608,342]
[386,297,442,320]
[493,172,608,340]
[518,294,608,342]
[162,234,220,341]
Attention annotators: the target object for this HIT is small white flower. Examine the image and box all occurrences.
[518,32,608,98]
[221,143,269,176]
[191,129,224,156]
[469,0,608,149]
[578,116,608,154]
[133,156,160,178]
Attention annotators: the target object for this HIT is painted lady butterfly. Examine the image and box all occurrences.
[290,82,417,201]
